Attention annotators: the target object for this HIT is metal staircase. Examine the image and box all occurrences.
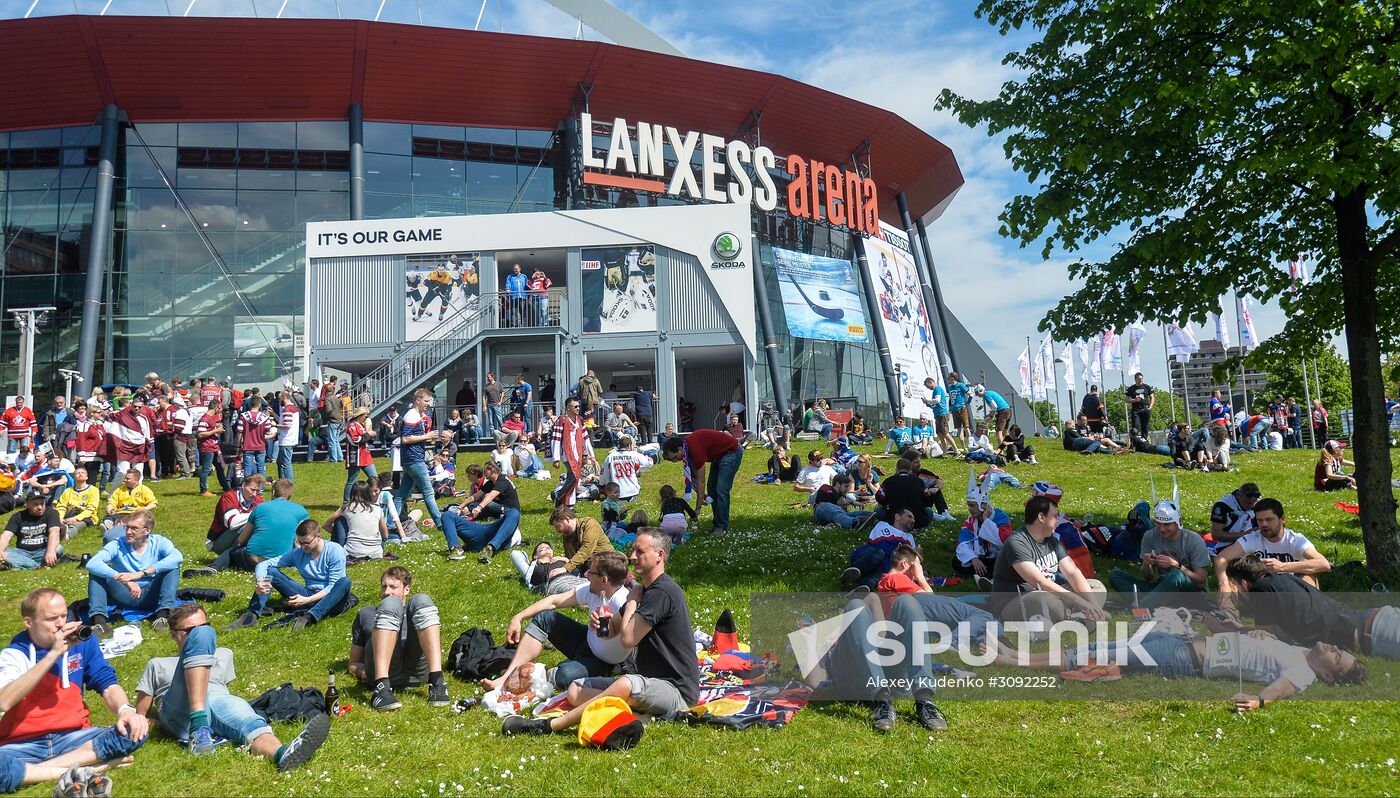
[353,289,568,418]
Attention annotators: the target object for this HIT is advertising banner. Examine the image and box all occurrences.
[866,226,939,418]
[581,245,657,333]
[772,247,867,343]
[405,252,480,341]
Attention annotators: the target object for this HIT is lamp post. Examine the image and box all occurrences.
[58,369,84,407]
[10,307,55,403]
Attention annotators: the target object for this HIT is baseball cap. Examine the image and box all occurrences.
[1325,439,1344,450]
[24,489,46,503]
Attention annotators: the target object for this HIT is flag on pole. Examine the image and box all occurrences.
[1030,350,1046,401]
[1205,311,1231,348]
[1076,341,1092,384]
[1057,340,1075,391]
[1238,296,1259,351]
[1099,328,1120,371]
[1087,338,1103,384]
[1038,336,1055,395]
[1016,347,1032,398]
[1126,323,1146,374]
[1166,322,1199,363]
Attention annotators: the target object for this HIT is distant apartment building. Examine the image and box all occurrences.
[1168,340,1269,421]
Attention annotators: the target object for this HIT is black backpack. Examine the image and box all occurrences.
[447,628,516,681]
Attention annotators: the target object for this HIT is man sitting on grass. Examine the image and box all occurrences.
[1214,498,1332,613]
[85,509,182,638]
[0,588,147,797]
[0,491,62,571]
[840,507,919,594]
[186,475,266,576]
[349,566,450,712]
[224,520,355,633]
[502,529,698,737]
[134,603,329,769]
[1105,499,1210,607]
[105,469,158,525]
[486,551,633,694]
[989,496,1107,623]
[54,467,100,541]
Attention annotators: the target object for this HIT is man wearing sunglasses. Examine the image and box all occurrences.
[134,603,329,770]
[224,520,355,633]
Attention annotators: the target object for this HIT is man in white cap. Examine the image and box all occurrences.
[953,469,1011,583]
[1107,497,1210,605]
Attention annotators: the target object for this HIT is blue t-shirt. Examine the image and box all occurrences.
[983,389,1010,411]
[255,540,347,593]
[246,499,310,560]
[929,386,949,417]
[948,382,971,411]
[911,423,934,442]
[514,383,532,405]
[888,426,914,448]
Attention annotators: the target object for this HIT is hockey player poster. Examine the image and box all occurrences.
[771,247,868,342]
[405,252,480,342]
[581,244,657,333]
[866,225,941,419]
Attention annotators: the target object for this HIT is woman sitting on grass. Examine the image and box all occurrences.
[324,480,393,564]
[1314,440,1356,491]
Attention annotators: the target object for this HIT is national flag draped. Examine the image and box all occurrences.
[1166,322,1199,363]
[1016,347,1032,398]
[1126,323,1147,374]
[1057,340,1075,391]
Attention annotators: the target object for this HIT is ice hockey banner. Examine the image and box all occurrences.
[581,245,657,333]
[772,247,868,343]
[866,225,941,420]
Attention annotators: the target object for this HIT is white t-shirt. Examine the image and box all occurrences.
[1234,528,1316,564]
[796,465,836,491]
[1202,632,1316,692]
[603,450,653,499]
[342,504,384,559]
[491,448,515,476]
[573,583,632,664]
[277,407,301,446]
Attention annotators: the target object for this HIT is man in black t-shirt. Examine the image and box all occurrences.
[1124,373,1155,435]
[1081,386,1107,433]
[989,495,1107,620]
[875,458,932,528]
[441,462,520,563]
[503,528,699,739]
[0,491,63,569]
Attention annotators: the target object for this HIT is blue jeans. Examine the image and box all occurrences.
[813,502,873,529]
[1072,439,1102,454]
[0,726,144,791]
[848,543,892,590]
[1065,632,1198,679]
[891,593,997,696]
[275,444,294,482]
[826,600,888,701]
[197,451,228,493]
[818,422,833,439]
[4,547,61,570]
[6,437,29,455]
[1106,567,1201,607]
[525,609,614,690]
[157,626,272,744]
[241,451,266,480]
[485,405,505,439]
[326,423,343,462]
[344,463,379,503]
[985,471,1021,490]
[706,447,743,532]
[266,440,280,468]
[248,570,353,621]
[441,507,519,552]
[395,460,442,527]
[88,569,180,618]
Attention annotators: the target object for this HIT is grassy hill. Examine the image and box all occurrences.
[4,441,1397,796]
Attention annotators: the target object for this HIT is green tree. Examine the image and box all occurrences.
[1252,345,1353,430]
[938,0,1400,582]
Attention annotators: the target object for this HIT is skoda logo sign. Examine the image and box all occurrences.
[713,232,742,261]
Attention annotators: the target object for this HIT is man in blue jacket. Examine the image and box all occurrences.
[85,509,183,638]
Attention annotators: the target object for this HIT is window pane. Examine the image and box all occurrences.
[517,129,554,148]
[296,170,348,192]
[466,161,518,212]
[131,123,177,147]
[238,122,295,150]
[180,190,238,230]
[235,191,295,231]
[295,192,348,225]
[177,167,237,190]
[364,153,411,195]
[126,146,178,189]
[413,124,464,142]
[237,169,294,191]
[298,121,348,150]
[465,127,515,145]
[412,157,465,198]
[11,129,60,148]
[8,169,59,192]
[179,123,238,148]
[363,122,410,155]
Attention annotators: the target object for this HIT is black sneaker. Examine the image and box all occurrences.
[847,584,871,599]
[183,567,219,578]
[89,618,113,640]
[371,682,402,712]
[839,567,861,587]
[501,715,551,736]
[289,613,316,633]
[974,575,994,593]
[426,680,451,707]
[222,611,259,631]
[915,700,948,731]
[871,700,896,732]
[262,613,301,631]
[478,545,495,564]
[150,613,169,633]
[275,713,330,772]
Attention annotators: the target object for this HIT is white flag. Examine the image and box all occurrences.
[1076,341,1092,384]
[1038,336,1055,396]
[1016,347,1031,398]
[1238,296,1259,351]
[1030,351,1046,401]
[1166,322,1199,363]
[1206,311,1231,348]
[1057,340,1075,391]
[1087,338,1103,384]
[1126,323,1147,374]
[1099,328,1121,371]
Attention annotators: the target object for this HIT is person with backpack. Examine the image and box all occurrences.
[348,566,450,712]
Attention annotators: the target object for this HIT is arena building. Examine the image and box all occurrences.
[0,13,1023,432]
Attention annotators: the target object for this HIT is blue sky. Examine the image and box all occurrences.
[11,0,1305,411]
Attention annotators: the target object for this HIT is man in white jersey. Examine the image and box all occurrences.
[1209,482,1260,546]
[601,435,654,502]
[1214,497,1332,607]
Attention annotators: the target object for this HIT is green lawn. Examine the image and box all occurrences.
[4,442,1399,796]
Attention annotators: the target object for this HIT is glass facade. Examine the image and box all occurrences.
[1,113,890,422]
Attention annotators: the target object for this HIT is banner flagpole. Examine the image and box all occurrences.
[1051,336,1063,432]
[1026,334,1038,435]
[1163,325,1177,424]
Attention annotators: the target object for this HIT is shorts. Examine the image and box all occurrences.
[952,407,970,431]
[995,408,1012,432]
[934,415,950,435]
[577,674,690,715]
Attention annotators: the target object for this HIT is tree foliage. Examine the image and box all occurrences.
[938,0,1400,579]
[1253,345,1354,414]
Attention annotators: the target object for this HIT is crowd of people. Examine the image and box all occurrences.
[0,361,1387,795]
